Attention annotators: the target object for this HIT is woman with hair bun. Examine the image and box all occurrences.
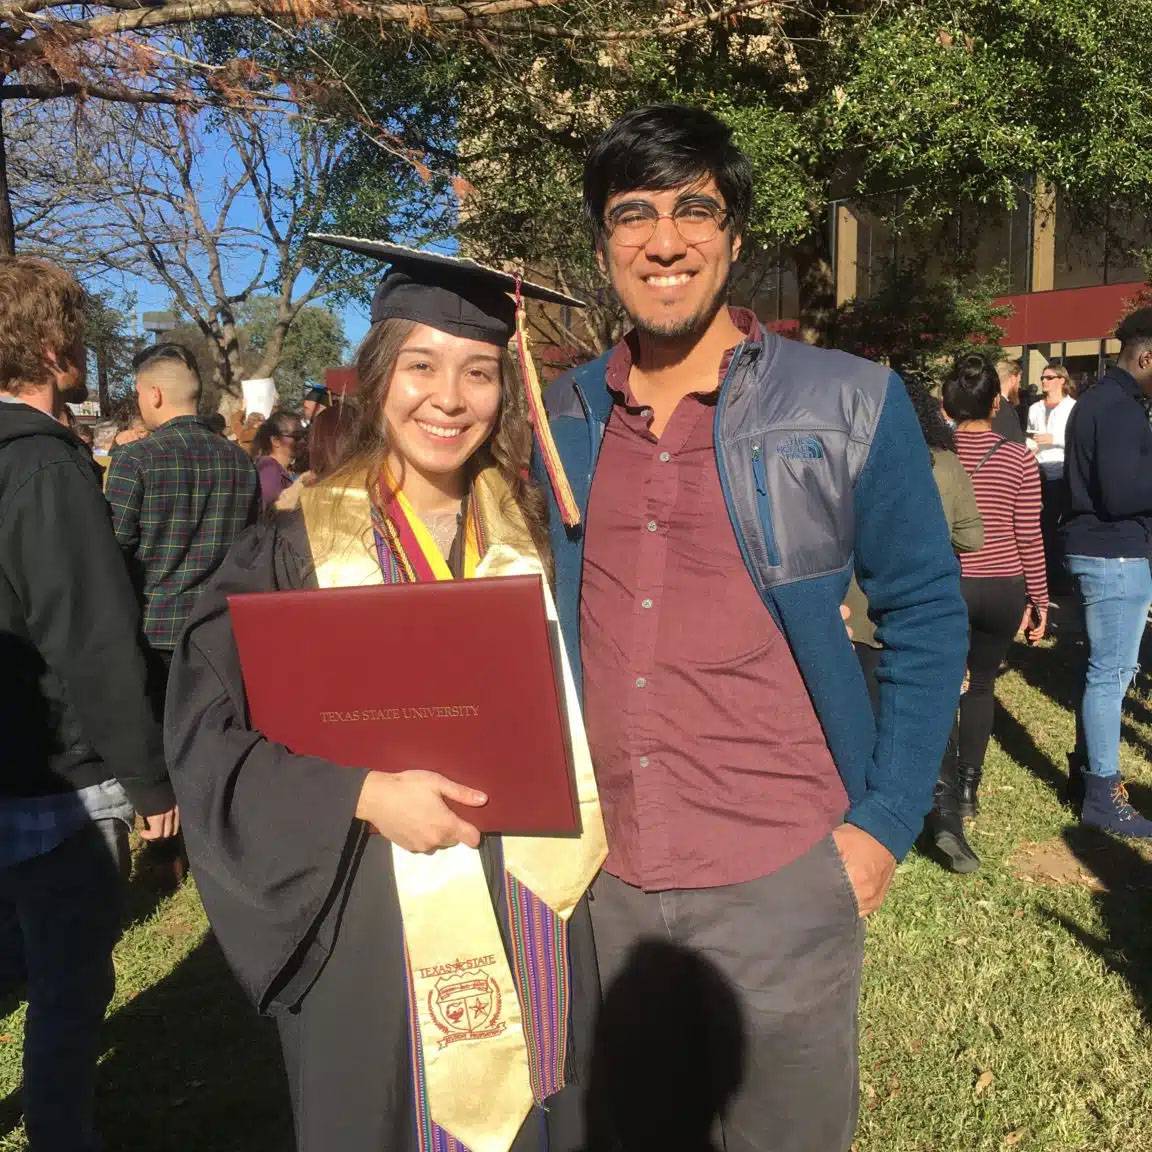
[930,353,1048,873]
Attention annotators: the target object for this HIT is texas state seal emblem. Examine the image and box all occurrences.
[428,965,506,1047]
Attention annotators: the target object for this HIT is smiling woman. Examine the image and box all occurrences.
[352,320,507,542]
[162,240,605,1152]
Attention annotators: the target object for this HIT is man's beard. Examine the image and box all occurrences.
[58,378,89,405]
[629,286,727,344]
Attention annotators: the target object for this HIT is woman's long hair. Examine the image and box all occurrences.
[323,318,552,573]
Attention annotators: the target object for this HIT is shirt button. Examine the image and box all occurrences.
[641,598,653,609]
[646,520,658,533]
[659,451,671,463]
[638,756,650,768]
[635,676,647,688]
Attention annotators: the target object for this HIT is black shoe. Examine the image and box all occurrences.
[957,767,981,820]
[932,825,981,874]
[929,767,981,873]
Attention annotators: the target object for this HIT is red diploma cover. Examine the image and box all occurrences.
[227,575,579,834]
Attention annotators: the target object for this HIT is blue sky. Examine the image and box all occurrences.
[117,130,407,360]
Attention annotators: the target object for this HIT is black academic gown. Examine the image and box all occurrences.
[165,511,600,1152]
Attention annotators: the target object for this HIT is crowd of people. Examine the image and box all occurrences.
[1,102,1151,1152]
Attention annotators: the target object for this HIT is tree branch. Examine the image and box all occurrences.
[469,0,799,42]
[1,0,582,70]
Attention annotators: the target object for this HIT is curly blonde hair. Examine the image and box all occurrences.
[0,257,85,393]
[323,318,552,573]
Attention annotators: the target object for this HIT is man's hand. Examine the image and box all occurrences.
[1032,432,1054,446]
[139,806,180,841]
[840,603,854,641]
[832,823,896,917]
[356,770,487,853]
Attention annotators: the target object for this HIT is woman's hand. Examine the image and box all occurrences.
[355,770,487,853]
[1019,603,1049,644]
[274,472,316,512]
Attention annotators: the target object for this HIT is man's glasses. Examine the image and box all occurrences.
[605,199,731,248]
[1040,374,1063,382]
[277,430,307,440]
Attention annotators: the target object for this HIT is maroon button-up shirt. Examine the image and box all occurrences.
[580,310,848,891]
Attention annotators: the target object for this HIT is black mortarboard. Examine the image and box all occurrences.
[308,235,584,346]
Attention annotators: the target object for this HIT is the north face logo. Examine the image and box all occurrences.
[777,434,824,460]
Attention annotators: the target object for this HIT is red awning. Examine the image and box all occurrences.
[994,281,1144,346]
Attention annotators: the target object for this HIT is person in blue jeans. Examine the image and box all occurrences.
[0,256,179,1151]
[1062,306,1152,836]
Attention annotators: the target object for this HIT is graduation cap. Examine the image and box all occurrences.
[309,234,583,526]
[309,235,583,346]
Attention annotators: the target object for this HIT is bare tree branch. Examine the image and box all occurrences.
[1,1,588,71]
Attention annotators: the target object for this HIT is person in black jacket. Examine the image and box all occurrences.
[992,356,1027,443]
[1062,306,1152,836]
[0,256,179,1152]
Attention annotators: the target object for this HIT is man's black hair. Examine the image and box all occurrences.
[303,386,331,407]
[132,341,201,382]
[1116,307,1152,353]
[583,105,753,244]
[942,352,1000,423]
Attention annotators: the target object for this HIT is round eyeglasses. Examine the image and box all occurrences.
[605,200,731,248]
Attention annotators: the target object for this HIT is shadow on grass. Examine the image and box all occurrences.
[1004,629,1084,715]
[998,647,1152,817]
[0,934,291,1152]
[1047,826,1152,1027]
[992,700,1069,801]
[97,935,290,1152]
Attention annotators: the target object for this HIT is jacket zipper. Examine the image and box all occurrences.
[573,380,605,488]
[750,441,781,567]
[714,345,783,625]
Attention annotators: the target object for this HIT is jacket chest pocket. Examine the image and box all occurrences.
[743,431,854,580]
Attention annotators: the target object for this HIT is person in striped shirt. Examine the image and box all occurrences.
[938,354,1048,867]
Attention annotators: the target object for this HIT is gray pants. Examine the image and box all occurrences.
[0,820,129,1152]
[586,835,864,1152]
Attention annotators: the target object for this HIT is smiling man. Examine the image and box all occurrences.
[539,106,967,1152]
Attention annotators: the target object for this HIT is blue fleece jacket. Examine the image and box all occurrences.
[539,331,968,864]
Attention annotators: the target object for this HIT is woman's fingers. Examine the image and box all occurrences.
[434,776,488,809]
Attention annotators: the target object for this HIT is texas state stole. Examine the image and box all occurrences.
[299,466,606,1152]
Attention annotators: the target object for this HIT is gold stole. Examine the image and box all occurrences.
[299,470,606,1152]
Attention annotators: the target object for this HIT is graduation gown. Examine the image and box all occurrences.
[165,510,600,1152]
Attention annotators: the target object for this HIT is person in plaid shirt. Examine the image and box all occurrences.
[104,344,260,715]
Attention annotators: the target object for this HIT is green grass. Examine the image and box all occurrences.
[3,627,1152,1150]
